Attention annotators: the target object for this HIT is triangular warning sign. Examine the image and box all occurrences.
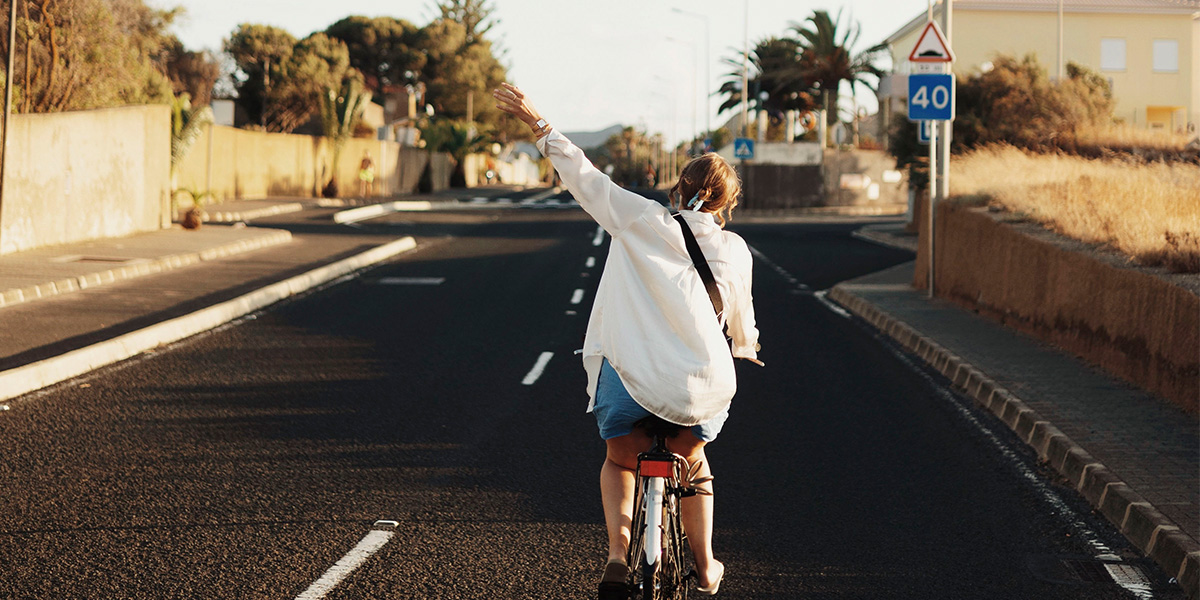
[908,21,954,63]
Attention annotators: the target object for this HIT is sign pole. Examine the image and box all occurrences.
[939,0,953,208]
[928,118,937,299]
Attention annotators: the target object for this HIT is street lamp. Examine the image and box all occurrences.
[665,37,698,155]
[670,7,710,147]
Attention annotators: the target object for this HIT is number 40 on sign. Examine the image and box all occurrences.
[907,73,956,122]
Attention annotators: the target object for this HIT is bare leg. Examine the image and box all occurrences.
[668,437,723,588]
[600,455,636,563]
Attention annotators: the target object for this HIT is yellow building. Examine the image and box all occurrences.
[883,0,1199,132]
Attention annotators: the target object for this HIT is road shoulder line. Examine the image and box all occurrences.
[826,282,1200,599]
[0,237,417,403]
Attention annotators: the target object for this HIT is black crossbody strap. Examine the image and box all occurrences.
[673,214,723,320]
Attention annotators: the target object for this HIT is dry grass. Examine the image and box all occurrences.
[1075,125,1197,157]
[951,145,1200,273]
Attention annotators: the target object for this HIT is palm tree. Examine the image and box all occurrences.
[320,73,373,197]
[716,37,818,119]
[790,10,887,133]
[421,120,488,187]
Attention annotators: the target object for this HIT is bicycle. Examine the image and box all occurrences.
[624,416,712,600]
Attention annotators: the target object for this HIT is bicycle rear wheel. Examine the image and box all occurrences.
[634,483,688,600]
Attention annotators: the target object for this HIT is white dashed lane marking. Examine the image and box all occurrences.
[521,352,555,385]
[592,226,605,247]
[374,277,445,285]
[570,289,585,304]
[294,522,396,600]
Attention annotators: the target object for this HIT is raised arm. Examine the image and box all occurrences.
[492,83,654,236]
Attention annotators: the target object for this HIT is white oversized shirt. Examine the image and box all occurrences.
[537,129,760,426]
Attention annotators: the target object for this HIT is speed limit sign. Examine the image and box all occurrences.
[907,73,956,121]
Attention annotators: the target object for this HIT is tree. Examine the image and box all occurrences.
[790,10,886,130]
[325,16,426,94]
[420,118,488,187]
[716,36,818,129]
[319,72,372,196]
[164,38,220,106]
[225,23,296,127]
[225,26,350,133]
[0,0,175,113]
[431,0,497,46]
[417,17,523,141]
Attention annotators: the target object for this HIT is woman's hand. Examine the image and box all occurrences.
[492,83,543,128]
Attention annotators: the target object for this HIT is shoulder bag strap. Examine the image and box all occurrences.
[673,213,723,320]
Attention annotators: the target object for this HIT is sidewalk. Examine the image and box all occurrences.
[830,258,1200,597]
[0,204,416,401]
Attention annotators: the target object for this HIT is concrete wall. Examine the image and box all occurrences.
[734,148,907,210]
[914,200,1199,413]
[176,124,452,201]
[0,105,171,255]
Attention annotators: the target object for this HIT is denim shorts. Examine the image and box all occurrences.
[593,358,729,442]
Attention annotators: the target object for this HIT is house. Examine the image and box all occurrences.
[881,0,1199,131]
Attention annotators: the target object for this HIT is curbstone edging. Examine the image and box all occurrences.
[0,237,417,404]
[828,281,1199,599]
[0,230,293,311]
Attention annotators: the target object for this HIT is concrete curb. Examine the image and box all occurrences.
[0,229,293,310]
[205,202,305,223]
[740,203,907,217]
[332,187,566,224]
[334,202,434,223]
[851,227,919,253]
[0,237,417,404]
[827,284,1200,599]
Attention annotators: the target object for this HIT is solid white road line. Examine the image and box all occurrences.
[592,226,605,247]
[570,289,585,304]
[376,277,445,285]
[294,529,395,600]
[585,257,595,268]
[0,237,418,403]
[814,290,852,319]
[522,352,554,385]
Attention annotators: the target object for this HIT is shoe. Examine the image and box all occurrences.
[696,562,724,596]
[598,560,629,600]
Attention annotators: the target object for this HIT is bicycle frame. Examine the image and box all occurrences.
[629,433,691,599]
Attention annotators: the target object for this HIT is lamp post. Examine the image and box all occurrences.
[665,37,698,155]
[671,8,710,147]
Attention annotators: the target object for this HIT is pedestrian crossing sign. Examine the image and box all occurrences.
[734,138,755,160]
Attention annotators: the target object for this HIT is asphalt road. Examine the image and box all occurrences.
[0,192,1181,599]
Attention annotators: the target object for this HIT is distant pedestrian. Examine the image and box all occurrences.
[358,151,375,197]
[494,82,761,598]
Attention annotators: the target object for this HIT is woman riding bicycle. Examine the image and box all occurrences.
[493,83,761,598]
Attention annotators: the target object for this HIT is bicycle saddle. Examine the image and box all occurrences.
[633,415,686,439]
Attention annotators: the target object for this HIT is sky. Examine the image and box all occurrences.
[157,0,936,143]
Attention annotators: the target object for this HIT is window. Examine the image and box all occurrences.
[1153,40,1179,73]
[1100,38,1126,71]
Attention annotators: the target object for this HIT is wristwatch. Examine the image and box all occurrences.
[532,118,549,133]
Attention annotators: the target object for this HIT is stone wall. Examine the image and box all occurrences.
[914,201,1199,413]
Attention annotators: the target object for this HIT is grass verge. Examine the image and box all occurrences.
[951,145,1200,273]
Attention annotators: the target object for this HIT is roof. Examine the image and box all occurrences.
[884,0,1199,45]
